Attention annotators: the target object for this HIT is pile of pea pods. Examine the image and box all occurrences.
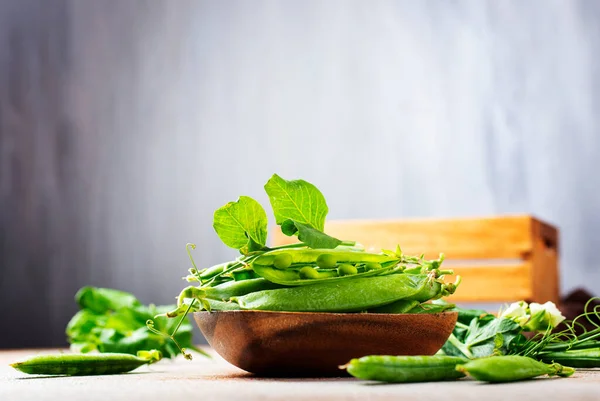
[169,245,460,316]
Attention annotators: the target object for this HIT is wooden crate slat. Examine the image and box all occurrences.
[529,219,560,304]
[445,263,532,302]
[271,215,535,259]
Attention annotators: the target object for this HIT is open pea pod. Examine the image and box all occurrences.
[251,248,400,285]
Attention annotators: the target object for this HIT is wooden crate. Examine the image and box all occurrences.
[271,215,559,304]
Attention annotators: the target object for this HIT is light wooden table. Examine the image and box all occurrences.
[2,348,600,401]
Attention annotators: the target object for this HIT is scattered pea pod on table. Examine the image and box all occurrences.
[342,355,576,384]
[10,350,162,376]
[342,355,468,383]
[456,355,575,383]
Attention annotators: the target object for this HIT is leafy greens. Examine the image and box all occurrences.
[66,286,203,358]
[439,303,523,359]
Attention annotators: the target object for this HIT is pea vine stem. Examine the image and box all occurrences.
[146,299,209,360]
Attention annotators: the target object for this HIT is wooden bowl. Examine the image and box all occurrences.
[194,310,457,376]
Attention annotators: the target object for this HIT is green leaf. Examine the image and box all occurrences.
[264,174,328,231]
[99,327,159,355]
[441,306,524,359]
[280,220,342,249]
[75,287,141,314]
[66,310,106,339]
[464,317,522,358]
[104,308,149,332]
[213,196,268,251]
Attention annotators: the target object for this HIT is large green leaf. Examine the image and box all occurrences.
[264,174,328,231]
[281,220,341,249]
[213,196,268,251]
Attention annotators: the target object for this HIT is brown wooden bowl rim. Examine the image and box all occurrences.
[193,310,459,317]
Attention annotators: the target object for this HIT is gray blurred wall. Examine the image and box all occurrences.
[1,0,600,347]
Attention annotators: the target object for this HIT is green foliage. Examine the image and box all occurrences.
[213,196,268,253]
[75,286,139,314]
[264,174,328,231]
[66,287,199,359]
[441,305,522,359]
[212,174,343,251]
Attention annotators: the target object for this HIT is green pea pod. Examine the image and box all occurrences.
[165,298,240,317]
[199,262,229,280]
[368,300,420,314]
[10,350,162,376]
[232,274,429,312]
[452,305,491,325]
[251,267,341,283]
[402,276,443,302]
[252,249,399,285]
[254,248,398,267]
[406,302,456,314]
[203,278,286,300]
[343,355,467,383]
[456,355,575,383]
[204,299,241,311]
[540,348,600,368]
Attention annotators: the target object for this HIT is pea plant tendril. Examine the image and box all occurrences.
[512,297,600,362]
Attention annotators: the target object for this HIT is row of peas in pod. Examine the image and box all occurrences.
[165,244,461,317]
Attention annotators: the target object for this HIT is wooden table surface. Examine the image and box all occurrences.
[2,348,600,401]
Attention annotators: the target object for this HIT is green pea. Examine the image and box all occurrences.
[273,253,293,269]
[316,253,337,268]
[252,249,400,285]
[364,262,381,271]
[338,264,358,276]
[343,355,467,383]
[299,266,320,279]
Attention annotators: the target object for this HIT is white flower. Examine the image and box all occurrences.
[500,301,530,327]
[528,301,565,329]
